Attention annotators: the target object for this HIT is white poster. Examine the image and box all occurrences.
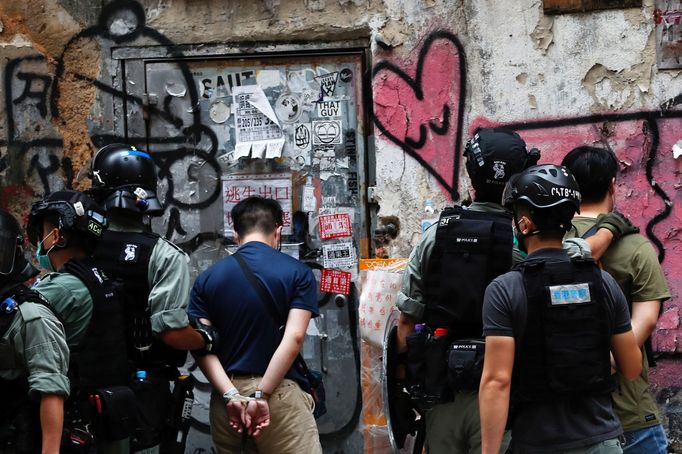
[322,241,356,269]
[232,85,285,158]
[222,173,292,236]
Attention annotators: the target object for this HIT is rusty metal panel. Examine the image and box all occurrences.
[544,0,641,13]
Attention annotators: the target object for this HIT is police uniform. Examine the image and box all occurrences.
[0,285,70,452]
[482,248,631,452]
[91,215,191,454]
[397,201,592,453]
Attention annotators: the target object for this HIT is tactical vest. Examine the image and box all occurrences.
[512,258,616,404]
[94,230,185,367]
[0,285,57,453]
[423,206,513,337]
[62,259,130,394]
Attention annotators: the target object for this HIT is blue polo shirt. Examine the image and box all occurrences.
[188,241,319,388]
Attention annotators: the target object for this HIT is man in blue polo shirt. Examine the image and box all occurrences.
[188,196,321,454]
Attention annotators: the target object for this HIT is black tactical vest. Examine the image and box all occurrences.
[512,258,616,404]
[62,259,130,394]
[423,206,513,337]
[94,230,185,367]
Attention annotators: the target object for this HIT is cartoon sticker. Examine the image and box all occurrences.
[312,120,342,145]
[274,93,302,124]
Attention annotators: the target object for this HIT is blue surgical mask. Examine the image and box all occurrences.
[36,231,56,272]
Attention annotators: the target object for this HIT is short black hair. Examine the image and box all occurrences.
[561,146,618,204]
[515,202,574,240]
[231,196,283,237]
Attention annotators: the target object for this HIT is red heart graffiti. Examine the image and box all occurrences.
[373,30,466,199]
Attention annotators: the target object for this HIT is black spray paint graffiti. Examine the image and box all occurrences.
[372,29,679,263]
[3,0,224,246]
[372,30,467,200]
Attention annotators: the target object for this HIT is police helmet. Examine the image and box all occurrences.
[27,191,108,250]
[502,164,581,231]
[464,128,540,201]
[89,143,163,215]
[0,208,39,283]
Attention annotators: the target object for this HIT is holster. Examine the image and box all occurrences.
[405,329,451,409]
[87,386,137,441]
[447,339,485,392]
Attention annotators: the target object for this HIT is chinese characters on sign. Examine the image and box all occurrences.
[222,174,293,236]
[322,241,356,269]
[318,213,352,240]
[319,269,352,295]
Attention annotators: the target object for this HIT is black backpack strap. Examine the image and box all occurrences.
[232,252,314,381]
[581,224,600,239]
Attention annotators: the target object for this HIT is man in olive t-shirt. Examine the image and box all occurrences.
[563,146,671,454]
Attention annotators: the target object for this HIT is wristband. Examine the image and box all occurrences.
[222,388,239,404]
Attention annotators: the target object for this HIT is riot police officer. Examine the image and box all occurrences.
[27,190,133,453]
[0,208,69,454]
[394,128,540,453]
[479,165,642,454]
[87,143,216,452]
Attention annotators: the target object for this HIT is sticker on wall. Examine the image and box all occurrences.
[316,100,342,117]
[256,69,282,90]
[294,123,312,153]
[165,80,187,97]
[209,101,230,123]
[274,93,302,124]
[312,120,342,145]
[319,213,352,240]
[233,85,284,158]
[322,242,356,269]
[314,72,338,98]
[302,182,316,212]
[320,269,352,295]
[339,68,353,84]
[312,145,336,174]
[222,173,293,236]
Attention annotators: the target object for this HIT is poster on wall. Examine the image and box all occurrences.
[222,173,292,236]
[233,85,285,158]
[322,241,356,269]
[655,1,682,69]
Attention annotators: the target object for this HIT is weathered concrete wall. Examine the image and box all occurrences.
[1,0,681,451]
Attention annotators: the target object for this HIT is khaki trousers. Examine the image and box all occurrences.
[210,376,322,454]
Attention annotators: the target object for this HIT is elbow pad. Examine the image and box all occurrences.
[190,316,220,356]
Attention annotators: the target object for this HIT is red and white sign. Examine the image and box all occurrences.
[319,213,352,240]
[319,269,352,295]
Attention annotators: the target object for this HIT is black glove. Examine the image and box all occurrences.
[190,317,220,357]
[595,211,639,240]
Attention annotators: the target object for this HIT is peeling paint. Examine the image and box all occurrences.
[516,72,529,84]
[582,61,653,110]
[530,8,553,55]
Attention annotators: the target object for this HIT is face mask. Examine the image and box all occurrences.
[36,231,56,272]
[513,217,528,255]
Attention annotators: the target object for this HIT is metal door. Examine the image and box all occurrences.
[126,48,368,450]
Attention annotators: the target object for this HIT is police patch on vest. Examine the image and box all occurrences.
[121,244,139,262]
[548,283,591,305]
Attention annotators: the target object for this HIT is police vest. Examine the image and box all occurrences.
[423,206,513,337]
[93,230,185,367]
[512,258,616,404]
[62,259,130,394]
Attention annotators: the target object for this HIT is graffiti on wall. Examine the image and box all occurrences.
[373,29,682,352]
[373,30,466,200]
